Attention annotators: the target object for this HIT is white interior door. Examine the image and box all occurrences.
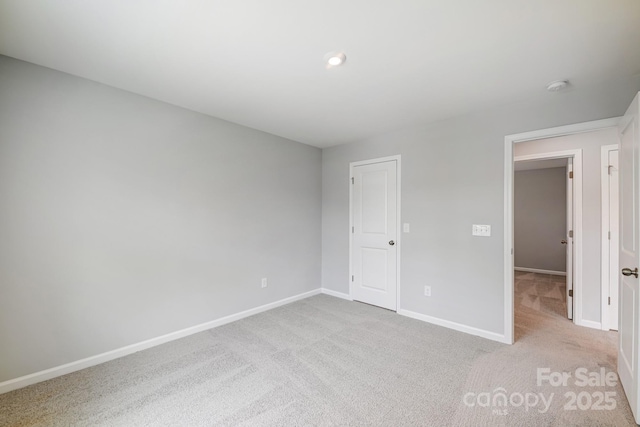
[566,159,574,320]
[350,158,398,310]
[609,149,620,330]
[618,92,640,423]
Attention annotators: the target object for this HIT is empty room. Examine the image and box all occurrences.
[1,1,640,426]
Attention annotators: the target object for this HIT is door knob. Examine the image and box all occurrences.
[389,240,395,246]
[561,240,567,245]
[622,268,639,278]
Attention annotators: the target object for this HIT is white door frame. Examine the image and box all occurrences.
[504,118,620,344]
[567,157,574,320]
[349,155,402,311]
[514,150,582,324]
[601,144,620,331]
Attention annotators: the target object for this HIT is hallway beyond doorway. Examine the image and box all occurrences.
[515,270,567,320]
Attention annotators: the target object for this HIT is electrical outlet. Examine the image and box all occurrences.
[472,224,491,237]
[424,286,431,297]
[261,278,268,288]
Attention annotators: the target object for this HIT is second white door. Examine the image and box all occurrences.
[618,92,640,422]
[350,158,399,310]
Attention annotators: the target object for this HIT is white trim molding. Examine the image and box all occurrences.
[320,288,352,300]
[580,319,604,331]
[0,289,321,395]
[515,267,567,276]
[504,117,621,344]
[398,309,509,344]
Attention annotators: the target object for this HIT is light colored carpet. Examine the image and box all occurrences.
[448,271,633,426]
[0,283,635,426]
[515,271,567,318]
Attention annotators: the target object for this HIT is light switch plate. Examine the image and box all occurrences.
[472,224,491,237]
[403,223,410,233]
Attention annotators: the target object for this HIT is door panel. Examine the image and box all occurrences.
[621,123,636,253]
[361,248,388,291]
[620,280,635,373]
[618,92,640,422]
[351,159,398,310]
[609,149,619,330]
[361,170,389,234]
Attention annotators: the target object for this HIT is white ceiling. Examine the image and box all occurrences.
[1,1,639,148]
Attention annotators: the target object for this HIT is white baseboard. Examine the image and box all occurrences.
[320,288,352,300]
[515,267,567,276]
[397,309,510,344]
[0,288,321,395]
[323,292,508,344]
[576,318,602,330]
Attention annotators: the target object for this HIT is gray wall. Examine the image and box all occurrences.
[514,128,619,322]
[322,79,640,335]
[0,56,322,383]
[514,167,567,273]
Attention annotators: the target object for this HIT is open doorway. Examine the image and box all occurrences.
[514,149,582,327]
[514,157,572,323]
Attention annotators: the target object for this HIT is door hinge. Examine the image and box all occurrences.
[608,165,613,175]
[608,296,611,305]
[569,230,573,238]
[608,231,611,240]
[352,226,354,233]
[569,289,573,297]
[569,171,573,179]
[351,177,354,184]
[351,275,354,282]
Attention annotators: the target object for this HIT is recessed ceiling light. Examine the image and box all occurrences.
[546,80,569,92]
[325,52,346,68]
